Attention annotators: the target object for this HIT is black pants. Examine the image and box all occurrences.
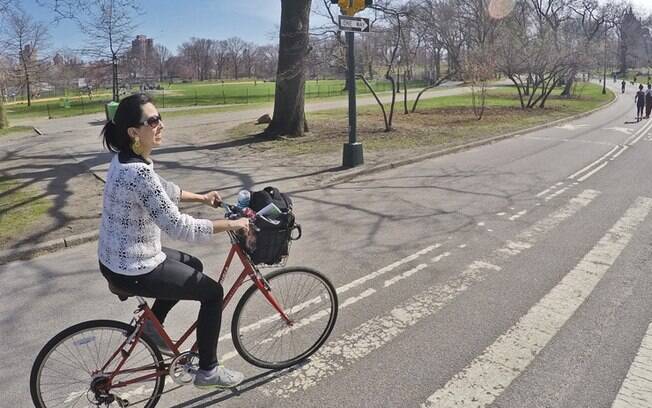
[638,104,645,118]
[646,100,652,118]
[100,248,222,370]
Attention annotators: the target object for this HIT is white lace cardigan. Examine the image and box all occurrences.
[98,154,213,275]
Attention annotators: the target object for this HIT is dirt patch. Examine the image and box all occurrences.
[226,105,571,157]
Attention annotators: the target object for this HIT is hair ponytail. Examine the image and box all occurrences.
[99,93,153,154]
[101,120,120,153]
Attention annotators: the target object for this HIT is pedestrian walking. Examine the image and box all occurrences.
[635,84,646,121]
[621,80,626,94]
[646,84,652,119]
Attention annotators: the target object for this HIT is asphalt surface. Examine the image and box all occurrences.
[4,84,652,407]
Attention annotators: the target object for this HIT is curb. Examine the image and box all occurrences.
[0,88,617,265]
[0,230,98,265]
[319,89,619,188]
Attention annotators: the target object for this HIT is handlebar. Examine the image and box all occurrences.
[220,202,261,232]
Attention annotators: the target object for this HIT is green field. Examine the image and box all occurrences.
[5,78,428,121]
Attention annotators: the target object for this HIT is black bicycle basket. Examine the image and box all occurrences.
[238,187,301,266]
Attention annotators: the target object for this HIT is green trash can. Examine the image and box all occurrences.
[105,101,119,122]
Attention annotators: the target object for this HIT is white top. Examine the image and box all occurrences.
[98,154,213,275]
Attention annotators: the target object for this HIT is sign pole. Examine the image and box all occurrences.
[343,30,364,168]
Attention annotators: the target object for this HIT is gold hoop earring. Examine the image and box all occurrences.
[132,138,144,155]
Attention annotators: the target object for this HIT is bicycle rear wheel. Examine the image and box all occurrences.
[232,267,338,369]
[30,319,165,408]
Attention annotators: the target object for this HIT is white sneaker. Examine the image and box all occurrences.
[193,365,244,389]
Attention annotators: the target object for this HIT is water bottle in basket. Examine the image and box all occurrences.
[236,190,251,209]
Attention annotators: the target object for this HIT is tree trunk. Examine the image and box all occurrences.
[560,69,576,97]
[264,0,311,138]
[0,100,8,129]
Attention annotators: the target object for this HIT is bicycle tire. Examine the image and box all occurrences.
[231,267,338,369]
[30,319,165,408]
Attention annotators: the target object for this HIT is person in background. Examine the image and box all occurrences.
[646,84,652,119]
[622,80,626,94]
[635,84,646,122]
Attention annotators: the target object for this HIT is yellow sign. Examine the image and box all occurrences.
[338,0,367,16]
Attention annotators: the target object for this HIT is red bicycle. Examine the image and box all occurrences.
[30,205,338,408]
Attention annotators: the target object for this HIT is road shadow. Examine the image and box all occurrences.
[168,363,307,407]
[0,133,343,251]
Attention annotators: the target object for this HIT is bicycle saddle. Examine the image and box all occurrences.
[108,282,133,301]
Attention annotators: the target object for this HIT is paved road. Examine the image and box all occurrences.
[4,85,652,407]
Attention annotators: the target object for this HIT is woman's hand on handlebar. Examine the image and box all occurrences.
[211,217,249,234]
[202,191,222,208]
[230,218,250,233]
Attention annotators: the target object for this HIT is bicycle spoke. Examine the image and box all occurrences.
[33,322,164,408]
[233,268,337,368]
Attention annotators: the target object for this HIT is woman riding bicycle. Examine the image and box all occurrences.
[98,93,248,389]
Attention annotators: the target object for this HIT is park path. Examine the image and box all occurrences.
[0,82,483,252]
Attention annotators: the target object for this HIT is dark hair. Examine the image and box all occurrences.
[101,93,153,153]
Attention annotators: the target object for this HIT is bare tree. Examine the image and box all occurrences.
[154,44,170,82]
[212,40,229,79]
[242,43,258,79]
[2,7,49,107]
[179,38,214,80]
[226,37,247,80]
[255,44,279,79]
[264,0,312,138]
[38,0,137,101]
[464,48,496,119]
[0,0,14,14]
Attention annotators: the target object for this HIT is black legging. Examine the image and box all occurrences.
[100,248,222,370]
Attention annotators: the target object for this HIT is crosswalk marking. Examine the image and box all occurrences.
[422,196,652,408]
[612,322,652,408]
[259,190,599,397]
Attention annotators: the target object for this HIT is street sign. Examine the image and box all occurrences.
[339,15,370,32]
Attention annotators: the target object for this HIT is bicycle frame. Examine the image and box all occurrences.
[102,235,292,391]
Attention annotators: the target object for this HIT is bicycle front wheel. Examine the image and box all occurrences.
[30,319,165,408]
[232,267,338,369]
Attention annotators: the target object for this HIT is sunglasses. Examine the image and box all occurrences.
[141,114,162,128]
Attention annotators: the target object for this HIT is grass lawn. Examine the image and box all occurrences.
[227,82,614,156]
[0,180,52,248]
[6,78,428,122]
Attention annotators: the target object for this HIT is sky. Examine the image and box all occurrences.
[18,0,652,54]
[20,0,289,52]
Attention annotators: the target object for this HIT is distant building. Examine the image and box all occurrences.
[129,35,156,79]
[131,35,155,60]
[53,53,64,65]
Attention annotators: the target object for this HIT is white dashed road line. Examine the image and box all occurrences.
[217,244,442,343]
[577,161,609,182]
[422,196,652,408]
[612,322,652,408]
[260,190,599,397]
